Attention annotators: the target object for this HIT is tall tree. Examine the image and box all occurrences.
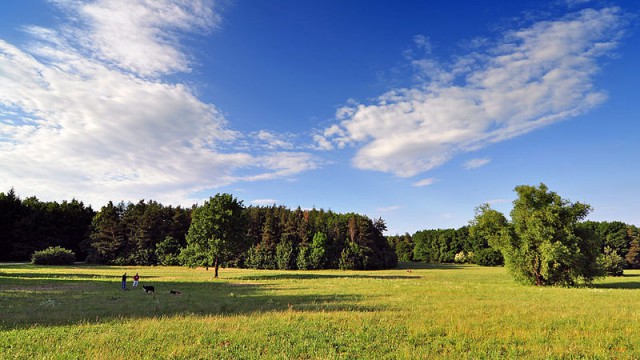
[87,202,126,264]
[471,183,602,286]
[182,193,247,278]
[0,189,22,260]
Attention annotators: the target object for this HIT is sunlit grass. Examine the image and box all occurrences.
[2,263,640,359]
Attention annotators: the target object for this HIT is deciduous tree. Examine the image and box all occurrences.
[471,183,602,286]
[182,193,247,278]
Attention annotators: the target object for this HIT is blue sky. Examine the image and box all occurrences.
[0,0,638,235]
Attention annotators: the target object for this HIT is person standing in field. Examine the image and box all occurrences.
[121,272,127,290]
[133,273,139,288]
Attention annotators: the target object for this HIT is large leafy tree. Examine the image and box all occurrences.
[182,193,247,278]
[471,183,602,286]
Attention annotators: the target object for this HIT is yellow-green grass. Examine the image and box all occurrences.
[2,263,640,359]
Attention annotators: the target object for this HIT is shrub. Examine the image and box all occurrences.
[296,245,310,270]
[245,245,276,269]
[473,248,504,266]
[599,246,625,276]
[339,241,364,270]
[276,240,296,270]
[31,246,75,265]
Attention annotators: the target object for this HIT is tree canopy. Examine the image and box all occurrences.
[470,183,603,286]
[181,193,247,278]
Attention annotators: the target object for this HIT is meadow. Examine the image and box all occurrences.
[2,263,640,359]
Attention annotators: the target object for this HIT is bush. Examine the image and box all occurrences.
[454,251,467,263]
[31,246,75,265]
[276,240,296,270]
[339,241,364,270]
[599,246,625,276]
[473,248,504,266]
[245,245,276,269]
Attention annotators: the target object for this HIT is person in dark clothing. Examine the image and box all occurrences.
[121,273,127,290]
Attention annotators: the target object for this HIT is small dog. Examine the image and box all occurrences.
[142,285,155,294]
[169,290,181,295]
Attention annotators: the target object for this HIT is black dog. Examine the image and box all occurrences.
[169,290,181,295]
[142,285,155,294]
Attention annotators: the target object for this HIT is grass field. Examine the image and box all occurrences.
[2,263,640,359]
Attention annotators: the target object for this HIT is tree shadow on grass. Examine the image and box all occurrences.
[590,281,640,289]
[395,262,465,270]
[0,276,377,330]
[0,272,161,281]
[237,273,420,281]
[589,274,640,289]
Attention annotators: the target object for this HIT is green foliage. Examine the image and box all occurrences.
[0,189,95,261]
[31,246,75,265]
[241,208,395,270]
[87,200,190,265]
[178,243,212,269]
[599,246,625,276]
[183,194,247,277]
[244,245,276,269]
[412,228,468,263]
[275,240,296,270]
[339,241,364,270]
[387,233,414,262]
[156,236,183,266]
[473,248,504,266]
[471,183,603,286]
[309,232,328,269]
[296,245,310,270]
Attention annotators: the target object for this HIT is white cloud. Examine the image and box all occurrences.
[251,130,294,150]
[376,205,401,213]
[0,0,319,207]
[412,35,432,53]
[413,178,437,187]
[463,158,491,169]
[321,7,625,178]
[54,0,219,78]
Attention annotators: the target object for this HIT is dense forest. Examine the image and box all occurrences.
[0,189,396,270]
[2,189,638,272]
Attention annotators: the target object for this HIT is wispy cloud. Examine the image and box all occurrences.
[0,0,318,206]
[413,178,437,187]
[463,158,491,169]
[376,205,401,213]
[319,7,625,178]
[54,0,219,78]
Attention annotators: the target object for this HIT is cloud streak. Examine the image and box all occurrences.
[463,158,491,169]
[320,7,625,178]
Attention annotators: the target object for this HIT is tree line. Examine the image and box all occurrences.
[3,184,639,285]
[387,184,640,285]
[0,189,397,271]
[389,217,639,271]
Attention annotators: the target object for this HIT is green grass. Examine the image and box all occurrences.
[2,263,640,359]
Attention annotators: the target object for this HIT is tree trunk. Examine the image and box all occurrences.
[533,255,542,286]
[214,256,219,278]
